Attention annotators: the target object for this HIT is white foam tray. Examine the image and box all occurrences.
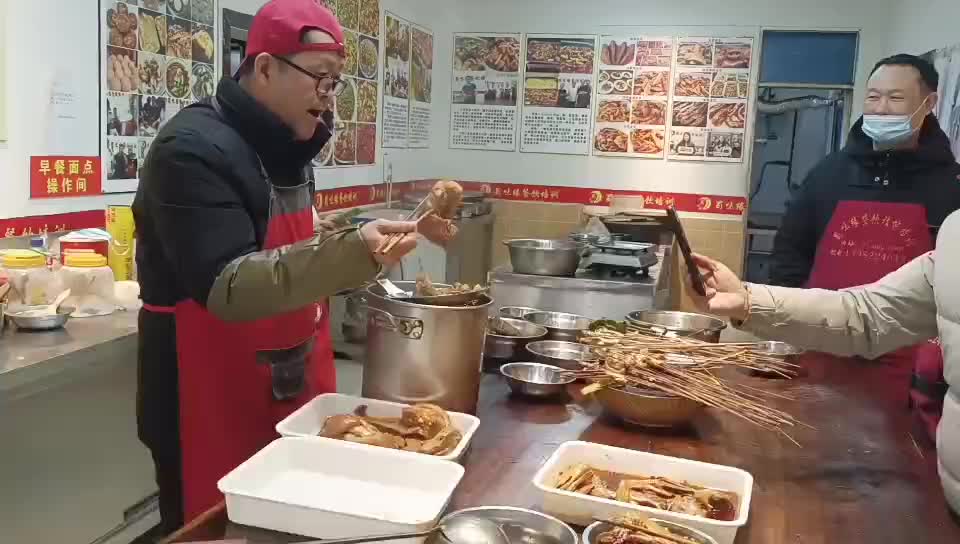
[275,393,480,462]
[532,441,753,544]
[218,437,464,542]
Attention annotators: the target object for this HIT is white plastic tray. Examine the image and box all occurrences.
[275,393,480,462]
[218,437,464,542]
[532,441,753,544]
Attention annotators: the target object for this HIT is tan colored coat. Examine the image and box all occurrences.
[741,211,960,513]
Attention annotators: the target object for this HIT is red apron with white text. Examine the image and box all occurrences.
[806,200,942,440]
[175,177,336,522]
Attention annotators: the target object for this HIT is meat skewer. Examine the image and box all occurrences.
[375,180,464,255]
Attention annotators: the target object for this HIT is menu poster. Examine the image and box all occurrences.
[100,0,219,192]
[315,0,381,167]
[520,34,596,155]
[382,12,410,148]
[669,37,752,162]
[449,33,521,151]
[593,36,672,158]
[409,25,434,148]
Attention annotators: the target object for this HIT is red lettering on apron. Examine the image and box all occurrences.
[175,178,336,522]
[807,200,942,441]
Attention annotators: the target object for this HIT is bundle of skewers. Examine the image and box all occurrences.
[573,325,807,443]
[374,180,463,254]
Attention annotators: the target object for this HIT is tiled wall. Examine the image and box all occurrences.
[488,200,746,312]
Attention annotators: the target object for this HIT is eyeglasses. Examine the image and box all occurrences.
[275,56,347,96]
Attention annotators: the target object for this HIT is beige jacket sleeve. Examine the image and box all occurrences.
[206,227,380,322]
[741,252,938,359]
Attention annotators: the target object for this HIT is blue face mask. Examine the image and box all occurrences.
[861,97,930,148]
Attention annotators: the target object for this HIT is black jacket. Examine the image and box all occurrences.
[133,78,331,307]
[770,115,960,287]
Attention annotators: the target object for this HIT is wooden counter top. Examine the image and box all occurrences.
[168,354,960,543]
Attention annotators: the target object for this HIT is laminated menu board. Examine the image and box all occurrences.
[593,36,673,158]
[315,0,382,166]
[449,33,522,151]
[100,0,219,192]
[520,35,596,155]
[669,37,753,163]
[382,11,410,148]
[409,25,434,148]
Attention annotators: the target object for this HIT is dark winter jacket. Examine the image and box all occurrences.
[770,115,960,287]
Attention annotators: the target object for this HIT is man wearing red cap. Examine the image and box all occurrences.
[133,0,419,533]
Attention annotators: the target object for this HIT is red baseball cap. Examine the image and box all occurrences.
[246,0,345,59]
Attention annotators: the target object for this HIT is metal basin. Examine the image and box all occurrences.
[484,318,548,360]
[441,507,578,544]
[523,311,593,342]
[526,340,597,371]
[626,310,727,343]
[498,306,541,319]
[583,520,718,544]
[593,384,705,427]
[8,306,74,331]
[501,362,574,398]
[505,239,587,276]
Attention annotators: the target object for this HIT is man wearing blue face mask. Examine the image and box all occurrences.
[771,54,960,444]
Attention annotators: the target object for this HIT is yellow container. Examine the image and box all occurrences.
[64,253,109,268]
[3,250,46,269]
[106,206,136,281]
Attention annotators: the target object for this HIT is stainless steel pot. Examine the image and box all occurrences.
[484,318,548,360]
[504,239,587,276]
[625,310,727,343]
[523,311,593,342]
[364,281,493,414]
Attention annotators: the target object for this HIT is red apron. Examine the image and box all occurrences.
[173,166,336,522]
[806,200,942,440]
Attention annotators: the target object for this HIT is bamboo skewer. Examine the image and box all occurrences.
[569,325,809,442]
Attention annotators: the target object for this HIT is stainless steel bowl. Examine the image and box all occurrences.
[442,506,578,544]
[501,362,575,398]
[504,239,587,276]
[626,310,727,343]
[592,384,705,427]
[498,306,541,319]
[523,311,593,342]
[526,340,597,370]
[8,306,75,331]
[485,318,549,360]
[583,520,718,544]
[754,340,804,358]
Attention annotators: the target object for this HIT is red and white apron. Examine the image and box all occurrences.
[145,159,336,523]
[806,200,943,440]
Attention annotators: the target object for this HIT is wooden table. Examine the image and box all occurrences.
[168,354,960,543]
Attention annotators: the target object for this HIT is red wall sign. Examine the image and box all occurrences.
[29,156,103,199]
[0,210,106,239]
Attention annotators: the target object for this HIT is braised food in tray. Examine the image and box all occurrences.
[708,103,746,129]
[597,516,709,544]
[595,128,629,153]
[554,463,739,521]
[320,403,462,456]
[672,102,708,128]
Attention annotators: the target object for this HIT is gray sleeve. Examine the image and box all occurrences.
[206,227,380,322]
[740,252,938,359]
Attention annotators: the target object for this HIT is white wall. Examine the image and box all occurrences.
[425,0,895,198]
[222,0,461,190]
[887,0,959,55]
[0,0,135,221]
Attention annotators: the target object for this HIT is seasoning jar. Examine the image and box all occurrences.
[2,250,63,312]
[60,253,116,317]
